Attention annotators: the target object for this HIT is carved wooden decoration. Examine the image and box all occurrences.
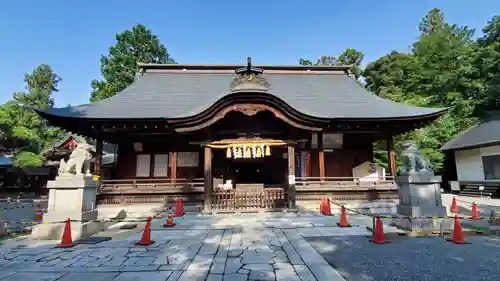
[235,107,262,116]
[175,103,322,132]
[230,74,270,91]
[230,57,270,92]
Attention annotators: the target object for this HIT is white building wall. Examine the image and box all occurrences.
[454,145,500,181]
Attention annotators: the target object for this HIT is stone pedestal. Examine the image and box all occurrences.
[31,175,105,240]
[392,172,451,232]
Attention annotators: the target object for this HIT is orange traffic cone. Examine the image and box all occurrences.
[450,197,458,214]
[369,217,391,244]
[337,206,351,227]
[135,217,154,246]
[319,198,325,214]
[470,202,480,220]
[447,215,469,244]
[58,219,75,248]
[34,204,43,222]
[175,199,185,217]
[163,213,176,227]
[322,198,332,216]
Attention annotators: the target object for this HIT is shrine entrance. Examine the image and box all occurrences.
[228,156,284,185]
[207,138,294,211]
[209,138,291,187]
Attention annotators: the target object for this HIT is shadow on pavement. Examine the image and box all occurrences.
[306,235,500,281]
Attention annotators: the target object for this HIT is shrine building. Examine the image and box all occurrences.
[34,58,446,212]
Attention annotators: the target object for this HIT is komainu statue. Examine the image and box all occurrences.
[400,141,432,173]
[58,142,95,176]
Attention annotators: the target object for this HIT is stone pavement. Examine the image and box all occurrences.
[442,194,500,215]
[307,235,500,281]
[0,212,373,281]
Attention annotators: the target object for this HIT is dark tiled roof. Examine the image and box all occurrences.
[441,119,500,151]
[40,65,446,120]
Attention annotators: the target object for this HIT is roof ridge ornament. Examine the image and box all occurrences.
[230,57,270,92]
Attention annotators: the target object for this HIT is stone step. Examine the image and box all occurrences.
[462,187,497,193]
[459,191,492,198]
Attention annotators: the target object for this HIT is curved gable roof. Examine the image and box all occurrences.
[37,64,446,121]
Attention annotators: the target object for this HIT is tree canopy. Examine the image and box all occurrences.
[2,10,499,171]
[0,64,65,167]
[299,48,365,80]
[362,9,500,170]
[0,24,177,168]
[89,24,176,102]
[298,9,499,171]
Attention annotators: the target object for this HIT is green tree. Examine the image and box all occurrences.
[299,48,365,79]
[418,8,445,36]
[337,48,364,79]
[298,58,313,66]
[0,64,65,167]
[90,24,176,102]
[474,16,500,114]
[364,8,481,170]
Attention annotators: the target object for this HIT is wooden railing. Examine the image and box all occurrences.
[96,176,400,205]
[295,176,398,201]
[98,178,204,194]
[212,188,286,211]
[295,176,397,191]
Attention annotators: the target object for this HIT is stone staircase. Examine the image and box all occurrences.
[460,185,499,198]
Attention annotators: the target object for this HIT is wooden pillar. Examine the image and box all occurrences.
[305,137,312,177]
[94,138,103,178]
[387,136,397,177]
[170,152,177,183]
[203,146,212,213]
[318,132,325,180]
[287,146,297,210]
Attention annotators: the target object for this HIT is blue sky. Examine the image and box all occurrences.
[1,0,498,107]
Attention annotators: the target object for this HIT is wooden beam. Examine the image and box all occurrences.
[170,152,177,182]
[94,138,103,178]
[203,146,212,213]
[288,146,295,176]
[287,146,297,210]
[149,153,154,178]
[387,136,397,177]
[318,132,325,179]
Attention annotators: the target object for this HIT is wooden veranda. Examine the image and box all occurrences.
[96,176,398,211]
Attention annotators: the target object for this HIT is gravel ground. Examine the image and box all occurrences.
[306,235,500,281]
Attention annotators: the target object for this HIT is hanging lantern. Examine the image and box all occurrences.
[265,145,271,156]
[226,147,231,158]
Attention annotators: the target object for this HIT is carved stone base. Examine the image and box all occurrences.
[30,174,103,240]
[392,216,452,232]
[397,205,447,218]
[31,210,104,240]
[31,221,105,241]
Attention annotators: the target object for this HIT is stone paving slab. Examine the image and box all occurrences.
[307,235,500,281]
[0,213,385,281]
[298,226,370,237]
[5,272,67,281]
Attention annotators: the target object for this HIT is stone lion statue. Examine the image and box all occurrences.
[58,142,95,176]
[400,141,432,173]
